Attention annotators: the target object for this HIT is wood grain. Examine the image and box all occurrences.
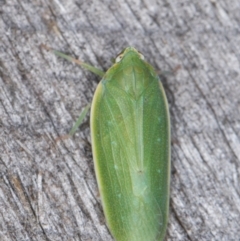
[0,1,239,240]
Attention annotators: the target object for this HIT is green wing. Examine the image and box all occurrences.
[91,48,170,241]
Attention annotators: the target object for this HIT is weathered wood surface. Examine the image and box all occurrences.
[0,1,240,240]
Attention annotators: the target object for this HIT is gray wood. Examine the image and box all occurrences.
[0,0,239,240]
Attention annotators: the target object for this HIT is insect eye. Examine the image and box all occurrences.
[138,52,145,60]
[115,54,123,63]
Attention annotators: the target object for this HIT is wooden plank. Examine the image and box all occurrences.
[0,0,239,240]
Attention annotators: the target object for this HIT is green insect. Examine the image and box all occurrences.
[45,46,170,241]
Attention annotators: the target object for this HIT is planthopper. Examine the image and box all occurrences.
[44,45,171,241]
